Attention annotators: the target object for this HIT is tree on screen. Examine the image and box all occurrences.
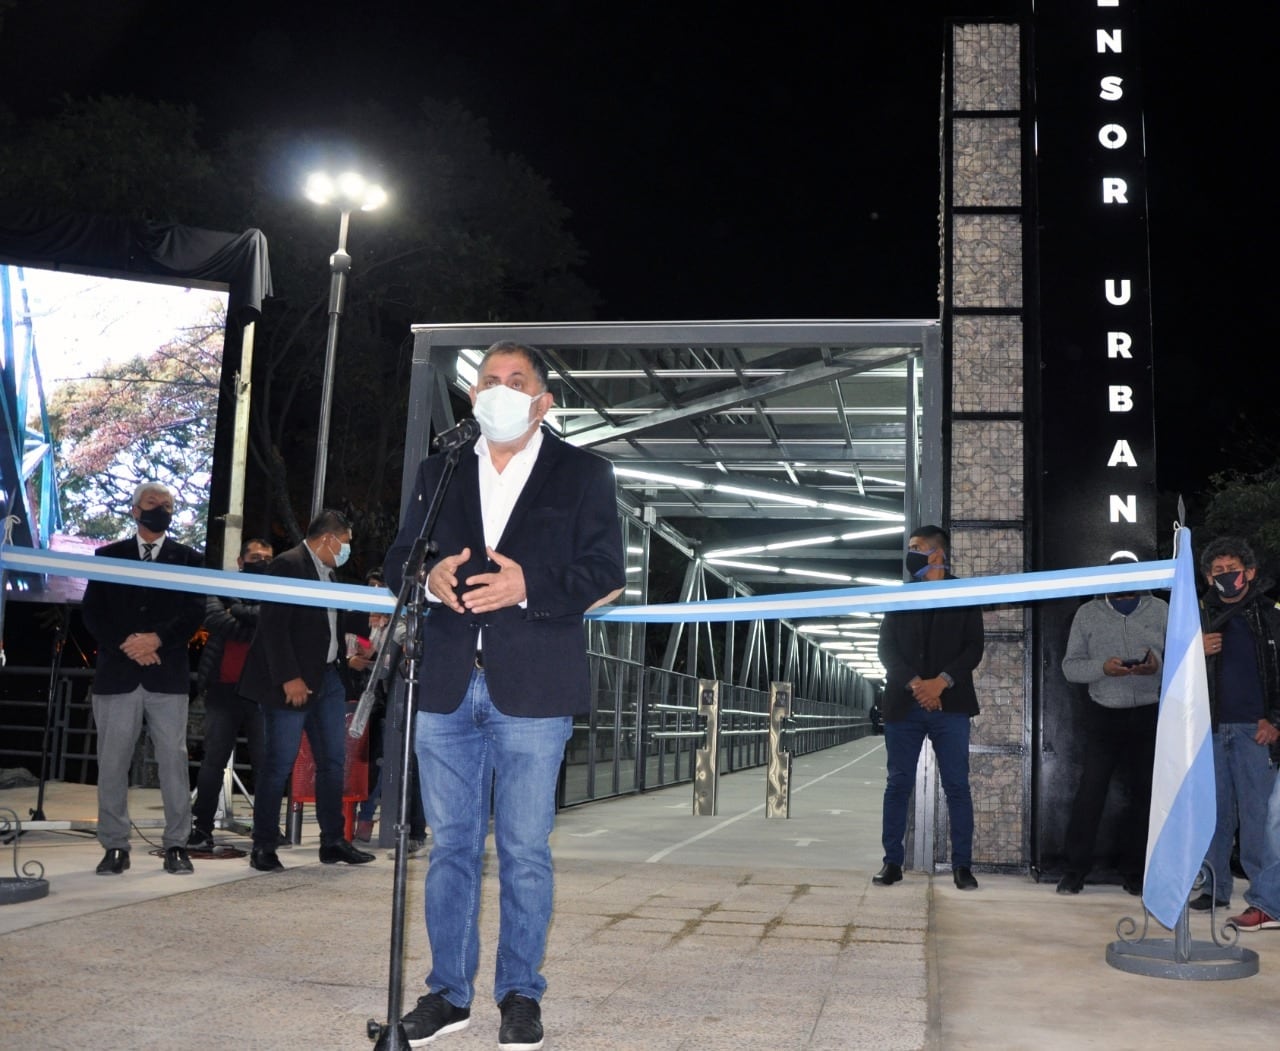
[44,306,224,546]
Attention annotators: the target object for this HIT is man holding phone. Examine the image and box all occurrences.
[1057,554,1168,895]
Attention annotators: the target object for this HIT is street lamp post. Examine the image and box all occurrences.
[304,171,387,520]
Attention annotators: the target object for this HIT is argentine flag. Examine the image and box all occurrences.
[1142,526,1216,929]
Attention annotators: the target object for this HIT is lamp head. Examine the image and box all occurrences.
[304,170,387,211]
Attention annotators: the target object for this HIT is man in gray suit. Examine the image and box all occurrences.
[81,481,204,876]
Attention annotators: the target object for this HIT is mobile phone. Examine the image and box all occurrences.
[1121,649,1151,668]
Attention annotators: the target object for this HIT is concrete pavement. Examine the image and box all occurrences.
[1,738,1275,1049]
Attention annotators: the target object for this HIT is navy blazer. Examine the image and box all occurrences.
[237,542,343,710]
[81,535,205,696]
[385,430,625,718]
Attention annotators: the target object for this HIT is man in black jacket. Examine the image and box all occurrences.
[874,525,985,891]
[384,342,624,1050]
[1195,536,1280,910]
[186,537,273,851]
[237,510,374,872]
[81,482,205,876]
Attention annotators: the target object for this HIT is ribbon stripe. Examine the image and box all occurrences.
[1,544,1176,621]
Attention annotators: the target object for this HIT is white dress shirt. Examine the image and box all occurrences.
[136,534,166,560]
[475,428,543,554]
[304,541,339,663]
[423,429,544,621]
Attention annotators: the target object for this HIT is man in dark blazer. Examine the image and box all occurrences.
[81,481,205,876]
[238,509,375,872]
[385,342,624,1050]
[874,524,985,891]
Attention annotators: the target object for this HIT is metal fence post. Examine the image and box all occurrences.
[692,679,720,816]
[766,681,792,818]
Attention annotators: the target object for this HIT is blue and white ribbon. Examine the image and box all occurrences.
[587,560,1176,622]
[1,539,1176,622]
[0,543,397,614]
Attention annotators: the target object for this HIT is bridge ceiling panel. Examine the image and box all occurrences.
[412,320,935,600]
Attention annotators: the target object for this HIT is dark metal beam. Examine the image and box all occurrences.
[565,347,914,447]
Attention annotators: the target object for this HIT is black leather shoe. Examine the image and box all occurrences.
[319,839,375,865]
[95,848,130,875]
[1121,873,1143,896]
[1056,872,1084,895]
[872,862,903,886]
[164,846,194,874]
[1188,893,1227,911]
[953,866,979,890]
[249,848,284,872]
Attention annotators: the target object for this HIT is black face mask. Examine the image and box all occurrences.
[1212,569,1249,599]
[905,550,933,578]
[241,560,271,575]
[137,506,173,534]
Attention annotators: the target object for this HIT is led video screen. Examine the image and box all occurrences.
[1,263,230,601]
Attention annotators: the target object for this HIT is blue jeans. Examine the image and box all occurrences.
[882,707,974,868]
[1205,723,1278,900]
[415,668,571,1007]
[252,668,348,848]
[1243,772,1280,919]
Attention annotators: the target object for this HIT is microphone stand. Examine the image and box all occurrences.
[31,605,70,822]
[360,441,466,1050]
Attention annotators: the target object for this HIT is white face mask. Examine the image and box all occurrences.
[473,384,536,443]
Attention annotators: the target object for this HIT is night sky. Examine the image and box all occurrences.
[1,0,1269,504]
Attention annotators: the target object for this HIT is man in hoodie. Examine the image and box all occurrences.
[1195,536,1280,910]
[1057,557,1167,895]
[874,525,985,891]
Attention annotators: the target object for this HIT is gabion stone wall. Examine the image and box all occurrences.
[940,20,1029,872]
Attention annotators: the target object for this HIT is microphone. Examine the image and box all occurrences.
[432,418,480,451]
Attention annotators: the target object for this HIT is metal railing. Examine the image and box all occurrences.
[2,652,871,814]
[561,651,871,808]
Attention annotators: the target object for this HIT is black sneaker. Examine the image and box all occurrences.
[186,828,216,852]
[400,992,470,1047]
[498,992,543,1050]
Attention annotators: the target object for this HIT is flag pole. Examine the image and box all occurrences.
[1105,517,1258,980]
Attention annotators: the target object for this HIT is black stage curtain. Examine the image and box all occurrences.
[0,204,272,322]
